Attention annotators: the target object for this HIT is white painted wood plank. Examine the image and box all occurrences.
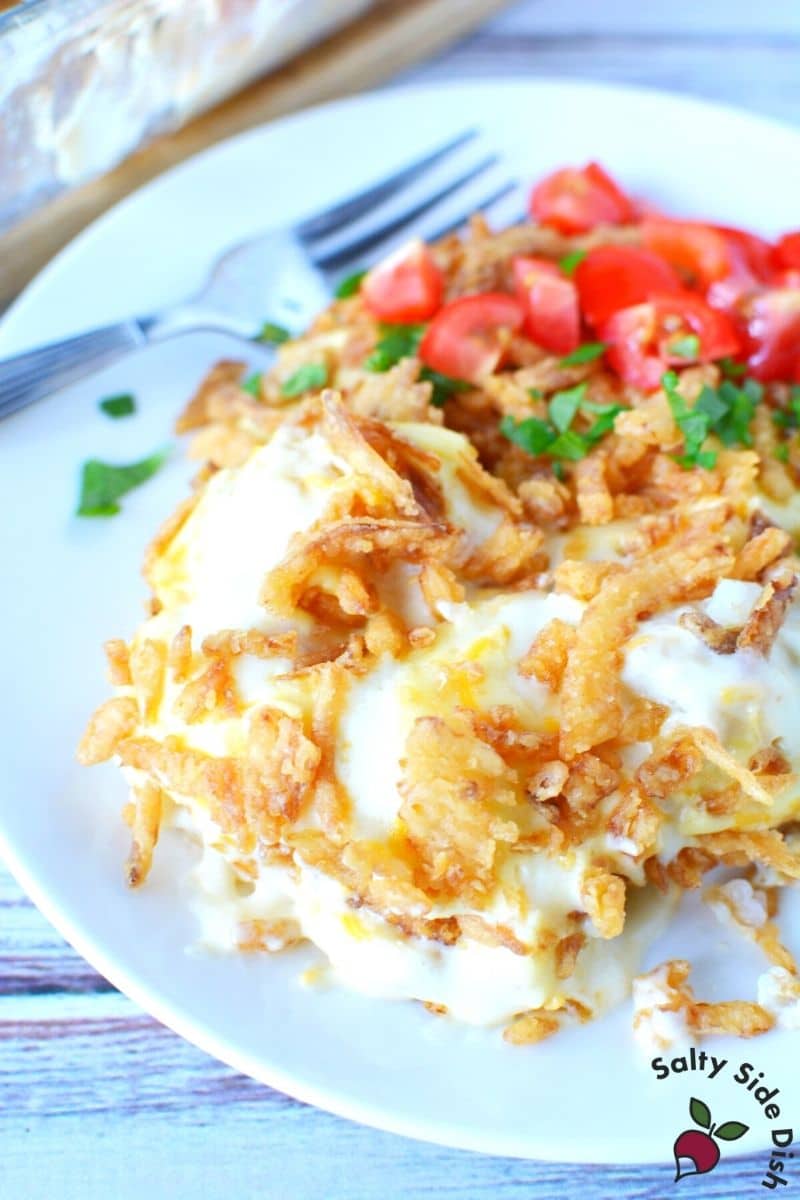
[0,1109,776,1200]
[0,873,113,994]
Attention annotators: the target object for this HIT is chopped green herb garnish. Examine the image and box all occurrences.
[241,371,263,397]
[364,324,425,372]
[667,333,701,360]
[559,249,587,276]
[280,362,328,397]
[560,342,606,367]
[692,449,720,470]
[547,428,591,461]
[712,378,762,447]
[500,414,555,456]
[663,370,764,469]
[584,405,626,441]
[774,443,790,463]
[549,382,588,432]
[528,388,543,401]
[719,356,747,379]
[501,384,626,465]
[580,399,624,416]
[420,367,470,408]
[77,447,170,517]
[256,321,290,345]
[771,386,800,430]
[663,371,718,469]
[552,461,566,481]
[335,269,368,299]
[99,393,135,418]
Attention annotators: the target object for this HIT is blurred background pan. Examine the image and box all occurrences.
[0,0,378,231]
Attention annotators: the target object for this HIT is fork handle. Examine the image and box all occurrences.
[0,320,149,419]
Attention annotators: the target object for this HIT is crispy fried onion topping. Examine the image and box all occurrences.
[559,518,732,759]
[633,959,774,1049]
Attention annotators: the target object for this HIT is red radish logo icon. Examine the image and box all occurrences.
[673,1097,748,1181]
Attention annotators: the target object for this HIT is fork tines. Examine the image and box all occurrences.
[296,129,521,281]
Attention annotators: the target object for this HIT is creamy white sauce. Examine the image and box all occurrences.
[171,821,669,1025]
[622,581,800,756]
[158,425,344,638]
[632,963,690,1052]
[396,422,506,557]
[758,967,800,1030]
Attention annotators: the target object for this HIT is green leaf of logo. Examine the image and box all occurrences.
[715,1121,749,1141]
[690,1097,712,1129]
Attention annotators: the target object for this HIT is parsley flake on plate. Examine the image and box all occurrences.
[335,270,368,299]
[500,383,627,466]
[718,356,747,379]
[663,370,763,469]
[77,447,171,517]
[99,393,136,418]
[280,362,328,397]
[364,324,425,373]
[548,382,588,432]
[420,367,471,408]
[558,249,587,276]
[771,385,800,430]
[667,333,701,360]
[241,371,263,397]
[256,321,291,345]
[560,342,606,367]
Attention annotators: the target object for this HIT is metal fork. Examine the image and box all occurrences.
[0,131,519,420]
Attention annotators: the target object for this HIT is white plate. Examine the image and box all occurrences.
[3,80,800,1164]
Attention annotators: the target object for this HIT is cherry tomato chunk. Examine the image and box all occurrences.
[773,232,800,272]
[362,239,443,323]
[530,162,634,234]
[419,293,524,384]
[601,303,664,391]
[601,294,741,391]
[511,256,580,354]
[641,219,733,287]
[714,225,775,283]
[744,289,800,382]
[575,245,683,328]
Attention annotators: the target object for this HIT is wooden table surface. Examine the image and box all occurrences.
[3,2,800,1196]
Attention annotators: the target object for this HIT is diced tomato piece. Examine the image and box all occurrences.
[773,232,800,272]
[575,245,683,328]
[601,294,741,392]
[641,219,734,287]
[529,162,634,234]
[655,293,741,362]
[419,292,524,383]
[601,304,664,391]
[743,288,800,382]
[714,225,775,282]
[511,256,580,354]
[361,238,443,323]
[643,219,773,312]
